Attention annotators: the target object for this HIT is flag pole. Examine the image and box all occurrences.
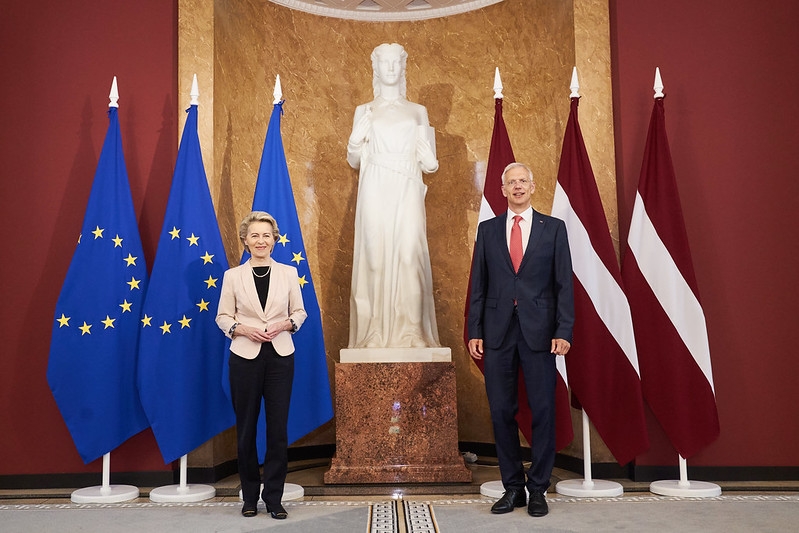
[149,453,216,502]
[643,68,720,497]
[479,65,518,501]
[68,79,142,504]
[234,73,304,506]
[271,77,302,461]
[71,452,140,503]
[552,68,621,497]
[146,75,219,503]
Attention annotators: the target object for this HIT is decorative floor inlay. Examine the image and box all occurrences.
[368,499,439,533]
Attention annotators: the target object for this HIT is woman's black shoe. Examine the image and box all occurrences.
[241,502,258,517]
[266,502,288,519]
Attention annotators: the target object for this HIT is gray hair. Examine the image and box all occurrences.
[501,162,534,185]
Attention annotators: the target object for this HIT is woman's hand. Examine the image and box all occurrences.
[237,323,270,344]
[263,320,292,342]
[236,321,293,343]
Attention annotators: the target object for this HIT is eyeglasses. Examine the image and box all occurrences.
[504,179,531,187]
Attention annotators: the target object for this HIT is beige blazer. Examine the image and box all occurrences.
[216,259,307,358]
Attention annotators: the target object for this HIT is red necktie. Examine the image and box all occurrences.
[510,215,523,273]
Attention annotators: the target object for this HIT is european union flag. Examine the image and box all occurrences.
[47,106,150,464]
[137,104,235,464]
[234,101,334,458]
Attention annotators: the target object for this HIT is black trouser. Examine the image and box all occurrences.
[483,311,556,493]
[229,343,294,506]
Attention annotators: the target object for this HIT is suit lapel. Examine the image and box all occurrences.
[491,213,515,272]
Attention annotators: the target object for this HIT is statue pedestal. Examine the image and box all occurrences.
[324,348,472,484]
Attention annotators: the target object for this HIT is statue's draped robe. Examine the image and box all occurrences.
[348,99,440,348]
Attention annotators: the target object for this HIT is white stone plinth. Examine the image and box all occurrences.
[340,347,451,363]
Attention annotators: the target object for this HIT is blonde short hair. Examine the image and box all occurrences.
[238,211,279,248]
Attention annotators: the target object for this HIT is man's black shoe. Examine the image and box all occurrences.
[490,488,527,514]
[527,490,548,517]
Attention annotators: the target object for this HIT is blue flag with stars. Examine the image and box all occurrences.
[230,101,333,458]
[47,107,150,464]
[137,104,235,464]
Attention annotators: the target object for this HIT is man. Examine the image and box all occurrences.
[468,162,574,517]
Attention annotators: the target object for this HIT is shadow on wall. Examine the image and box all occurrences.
[312,134,358,360]
[216,111,241,267]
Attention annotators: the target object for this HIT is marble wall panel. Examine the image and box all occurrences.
[181,0,618,463]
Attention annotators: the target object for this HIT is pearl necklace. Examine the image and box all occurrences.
[251,265,271,278]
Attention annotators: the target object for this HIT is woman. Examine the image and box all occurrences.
[346,42,441,349]
[216,211,306,519]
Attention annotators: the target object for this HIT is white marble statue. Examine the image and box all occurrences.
[346,43,441,349]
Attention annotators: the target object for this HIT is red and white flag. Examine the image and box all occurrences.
[465,96,573,451]
[551,96,649,465]
[621,97,720,458]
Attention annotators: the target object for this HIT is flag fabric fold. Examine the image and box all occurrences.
[137,104,236,464]
[231,101,334,458]
[465,98,573,451]
[621,97,720,458]
[551,97,649,465]
[47,107,150,464]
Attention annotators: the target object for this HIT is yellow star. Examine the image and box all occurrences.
[186,233,199,246]
[79,322,92,335]
[127,276,141,290]
[196,299,210,312]
[298,275,308,288]
[277,233,290,246]
[204,275,218,289]
[101,315,116,329]
[92,226,104,239]
[291,251,305,264]
[57,314,71,327]
[169,226,181,240]
[141,314,153,327]
[200,251,214,264]
[160,321,172,334]
[123,253,137,266]
[119,300,132,313]
[178,315,192,329]
[112,234,123,247]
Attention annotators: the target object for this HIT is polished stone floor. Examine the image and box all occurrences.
[2,457,798,504]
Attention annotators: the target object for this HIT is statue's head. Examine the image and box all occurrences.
[371,43,408,98]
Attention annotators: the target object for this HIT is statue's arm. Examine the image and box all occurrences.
[347,104,371,169]
[416,106,438,173]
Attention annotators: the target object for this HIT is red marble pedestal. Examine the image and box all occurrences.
[324,360,472,484]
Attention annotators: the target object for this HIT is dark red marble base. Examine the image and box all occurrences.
[324,361,472,484]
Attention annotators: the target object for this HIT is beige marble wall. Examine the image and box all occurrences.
[181,0,618,467]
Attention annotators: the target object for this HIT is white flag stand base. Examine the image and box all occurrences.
[556,478,623,497]
[238,483,304,502]
[149,484,215,502]
[649,479,721,497]
[149,455,216,503]
[71,453,139,503]
[480,480,519,498]
[649,455,721,497]
[71,484,139,504]
[555,411,623,497]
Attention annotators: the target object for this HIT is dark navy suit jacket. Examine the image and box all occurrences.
[468,210,574,351]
